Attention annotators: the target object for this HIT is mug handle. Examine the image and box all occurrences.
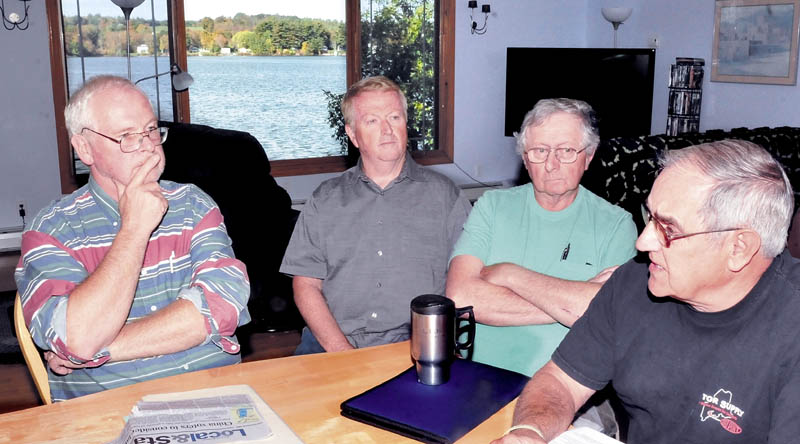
[455,305,476,354]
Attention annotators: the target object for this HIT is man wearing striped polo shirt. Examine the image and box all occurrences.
[14,75,251,401]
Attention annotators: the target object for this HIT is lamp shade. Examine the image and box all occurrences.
[601,7,633,25]
[171,65,194,92]
[110,0,145,8]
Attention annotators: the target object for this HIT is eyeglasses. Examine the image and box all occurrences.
[82,127,168,153]
[525,146,587,164]
[640,204,743,248]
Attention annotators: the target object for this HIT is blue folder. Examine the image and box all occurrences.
[340,358,530,443]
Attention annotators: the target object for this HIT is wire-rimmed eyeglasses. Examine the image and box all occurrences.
[524,146,587,164]
[641,204,743,248]
[82,127,168,153]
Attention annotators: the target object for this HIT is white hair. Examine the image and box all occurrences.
[64,75,145,137]
[660,139,794,258]
[513,98,600,156]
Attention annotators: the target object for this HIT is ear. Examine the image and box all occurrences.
[727,230,762,272]
[344,124,359,149]
[583,149,595,171]
[72,134,95,166]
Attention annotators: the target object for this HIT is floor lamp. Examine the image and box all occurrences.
[111,0,145,80]
[601,7,632,49]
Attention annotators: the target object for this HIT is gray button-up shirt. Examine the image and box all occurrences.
[281,154,471,348]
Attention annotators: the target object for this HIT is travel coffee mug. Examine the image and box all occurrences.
[410,294,476,385]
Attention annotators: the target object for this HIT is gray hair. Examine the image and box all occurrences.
[64,75,145,138]
[513,98,600,156]
[660,139,794,258]
[341,76,408,126]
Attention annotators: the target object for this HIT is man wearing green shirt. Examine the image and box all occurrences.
[447,98,637,377]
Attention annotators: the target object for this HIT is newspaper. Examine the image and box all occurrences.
[107,386,303,444]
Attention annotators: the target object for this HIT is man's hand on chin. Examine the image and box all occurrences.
[115,154,168,236]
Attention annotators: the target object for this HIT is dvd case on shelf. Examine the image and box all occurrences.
[667,57,704,136]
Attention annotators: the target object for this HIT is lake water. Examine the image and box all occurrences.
[67,56,347,160]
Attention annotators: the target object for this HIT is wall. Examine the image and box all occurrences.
[2,1,800,224]
[621,0,800,132]
[586,0,800,134]
[0,4,62,230]
[444,0,589,186]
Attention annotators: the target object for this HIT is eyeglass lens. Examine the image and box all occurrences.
[641,205,670,247]
[526,148,581,164]
[120,128,167,152]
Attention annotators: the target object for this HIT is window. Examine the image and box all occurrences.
[49,0,454,192]
[60,0,172,176]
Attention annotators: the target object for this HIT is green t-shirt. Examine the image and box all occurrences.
[450,184,637,375]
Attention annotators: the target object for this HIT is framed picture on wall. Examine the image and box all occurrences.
[712,0,800,85]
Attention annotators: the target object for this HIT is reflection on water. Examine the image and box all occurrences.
[67,55,346,162]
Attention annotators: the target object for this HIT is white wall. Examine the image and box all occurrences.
[0,4,62,229]
[443,0,589,186]
[591,0,800,133]
[3,0,800,224]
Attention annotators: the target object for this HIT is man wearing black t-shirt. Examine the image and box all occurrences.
[493,139,800,444]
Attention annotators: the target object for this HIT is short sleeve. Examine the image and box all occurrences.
[449,191,496,265]
[445,190,472,256]
[280,192,328,279]
[598,211,638,269]
[551,261,637,390]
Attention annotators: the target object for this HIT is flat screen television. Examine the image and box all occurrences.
[504,47,656,138]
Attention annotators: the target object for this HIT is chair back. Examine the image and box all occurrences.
[13,292,51,404]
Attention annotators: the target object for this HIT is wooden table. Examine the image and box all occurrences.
[0,341,517,443]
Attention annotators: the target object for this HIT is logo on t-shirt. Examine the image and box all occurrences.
[698,388,744,434]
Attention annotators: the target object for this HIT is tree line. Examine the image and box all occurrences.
[62,13,345,57]
[62,1,436,155]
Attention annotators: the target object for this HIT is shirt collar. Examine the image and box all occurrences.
[354,152,424,185]
[88,175,121,219]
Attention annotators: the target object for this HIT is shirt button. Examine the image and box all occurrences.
[231,344,238,351]
[371,312,378,319]
[377,250,383,256]
[183,364,189,370]
[112,221,118,227]
[150,305,157,312]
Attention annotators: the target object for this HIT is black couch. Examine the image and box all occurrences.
[581,126,800,232]
[159,121,303,333]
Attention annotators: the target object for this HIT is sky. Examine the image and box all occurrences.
[61,1,345,22]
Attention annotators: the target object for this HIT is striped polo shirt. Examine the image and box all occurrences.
[15,177,251,401]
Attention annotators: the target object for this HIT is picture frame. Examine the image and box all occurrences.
[712,0,800,85]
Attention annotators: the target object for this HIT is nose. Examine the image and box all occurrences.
[544,150,560,172]
[635,219,660,253]
[381,119,393,135]
[137,134,156,153]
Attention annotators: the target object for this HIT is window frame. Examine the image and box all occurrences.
[49,0,454,191]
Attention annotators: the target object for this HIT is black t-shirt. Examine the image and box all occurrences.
[553,251,800,444]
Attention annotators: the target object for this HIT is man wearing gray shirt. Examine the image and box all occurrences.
[281,76,471,353]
